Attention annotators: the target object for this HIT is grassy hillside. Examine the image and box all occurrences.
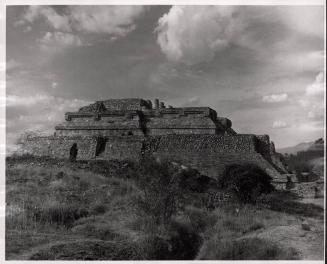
[5,155,324,260]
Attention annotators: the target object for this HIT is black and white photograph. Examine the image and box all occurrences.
[1,0,325,261]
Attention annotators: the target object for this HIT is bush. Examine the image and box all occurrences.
[135,157,183,226]
[219,164,275,203]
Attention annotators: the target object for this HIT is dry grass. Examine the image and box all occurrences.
[6,159,142,259]
[195,203,301,260]
[197,237,298,260]
[6,157,319,260]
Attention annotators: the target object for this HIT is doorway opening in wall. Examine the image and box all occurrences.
[69,143,78,161]
[95,137,107,157]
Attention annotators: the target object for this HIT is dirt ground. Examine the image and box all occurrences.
[241,200,325,260]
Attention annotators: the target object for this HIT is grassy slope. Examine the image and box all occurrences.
[5,156,324,260]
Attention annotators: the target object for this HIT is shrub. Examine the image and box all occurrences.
[135,157,183,226]
[219,164,275,203]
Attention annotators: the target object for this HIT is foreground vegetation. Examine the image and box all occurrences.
[5,155,324,260]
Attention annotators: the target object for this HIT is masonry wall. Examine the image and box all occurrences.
[143,134,282,180]
[255,135,288,174]
[78,99,150,112]
[101,99,149,110]
[100,136,144,161]
[21,134,283,181]
[56,128,144,137]
[21,136,97,160]
[147,128,217,135]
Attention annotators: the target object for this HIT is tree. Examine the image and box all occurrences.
[218,164,275,203]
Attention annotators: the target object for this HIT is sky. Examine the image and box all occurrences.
[5,5,325,150]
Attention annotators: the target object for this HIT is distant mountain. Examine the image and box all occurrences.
[277,141,314,155]
[277,138,324,155]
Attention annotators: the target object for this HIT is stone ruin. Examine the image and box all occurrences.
[21,98,289,184]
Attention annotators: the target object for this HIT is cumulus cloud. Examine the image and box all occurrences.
[68,6,148,37]
[272,120,288,129]
[18,5,148,39]
[18,5,71,31]
[262,93,288,103]
[155,6,324,65]
[305,71,324,96]
[299,72,325,122]
[6,94,91,151]
[4,94,51,107]
[39,31,82,48]
[156,6,239,65]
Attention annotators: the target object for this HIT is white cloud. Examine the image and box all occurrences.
[188,96,200,104]
[156,6,238,65]
[306,100,324,120]
[39,31,82,48]
[277,6,324,38]
[273,50,325,73]
[308,107,324,119]
[155,6,324,66]
[298,99,309,107]
[305,71,324,96]
[180,96,201,107]
[5,93,90,109]
[18,6,148,39]
[4,94,51,107]
[6,95,91,150]
[298,72,325,122]
[20,6,71,31]
[272,120,288,129]
[262,93,288,103]
[68,6,148,37]
[51,82,58,89]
